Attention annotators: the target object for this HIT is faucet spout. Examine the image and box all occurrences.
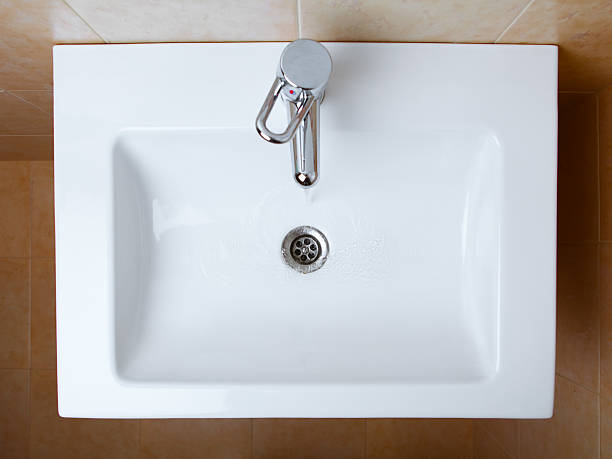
[289,97,320,187]
[255,40,332,188]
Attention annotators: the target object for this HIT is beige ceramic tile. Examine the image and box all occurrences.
[141,419,251,459]
[0,162,30,257]
[0,369,28,459]
[31,161,54,257]
[0,258,29,369]
[557,93,598,243]
[0,260,28,307]
[299,0,528,43]
[0,136,53,161]
[0,92,52,135]
[0,0,103,90]
[499,0,612,90]
[8,90,53,115]
[29,370,139,459]
[474,419,518,458]
[601,244,612,400]
[474,426,512,459]
[31,259,56,370]
[65,0,297,43]
[556,244,599,391]
[253,418,365,459]
[367,419,472,459]
[519,375,598,459]
[603,396,612,459]
[601,85,612,241]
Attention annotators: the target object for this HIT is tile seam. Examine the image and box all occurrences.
[26,368,31,459]
[478,425,514,458]
[137,418,142,459]
[598,393,601,459]
[61,0,109,43]
[597,94,601,243]
[556,371,599,396]
[364,418,368,459]
[559,90,597,95]
[5,91,50,116]
[28,161,32,375]
[558,241,599,246]
[517,416,521,459]
[296,0,302,38]
[495,0,536,43]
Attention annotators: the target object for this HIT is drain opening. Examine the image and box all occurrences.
[290,236,320,265]
[282,226,329,273]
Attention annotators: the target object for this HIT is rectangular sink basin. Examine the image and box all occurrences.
[114,127,499,384]
[54,43,557,418]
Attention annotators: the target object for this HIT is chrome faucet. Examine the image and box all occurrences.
[256,40,332,187]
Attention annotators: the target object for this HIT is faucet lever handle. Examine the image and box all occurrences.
[255,77,315,144]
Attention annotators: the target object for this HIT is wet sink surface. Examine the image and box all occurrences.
[54,43,557,418]
[114,127,499,384]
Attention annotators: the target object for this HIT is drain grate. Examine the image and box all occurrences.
[290,236,320,265]
[282,226,329,273]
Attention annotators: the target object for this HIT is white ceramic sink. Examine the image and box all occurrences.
[54,43,557,418]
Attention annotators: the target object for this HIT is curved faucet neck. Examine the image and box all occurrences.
[255,40,332,188]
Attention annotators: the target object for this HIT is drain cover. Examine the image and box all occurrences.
[282,226,329,273]
[290,235,320,264]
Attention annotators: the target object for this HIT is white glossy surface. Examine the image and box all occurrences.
[54,43,557,418]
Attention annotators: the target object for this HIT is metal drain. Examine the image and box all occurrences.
[290,235,320,264]
[282,226,329,273]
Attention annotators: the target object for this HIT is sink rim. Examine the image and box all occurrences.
[53,41,557,418]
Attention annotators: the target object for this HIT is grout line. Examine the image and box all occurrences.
[479,425,514,459]
[7,90,52,115]
[472,423,476,458]
[25,365,56,371]
[0,256,39,260]
[0,256,54,260]
[596,92,602,459]
[61,0,109,43]
[596,95,602,400]
[597,94,601,243]
[28,161,33,368]
[555,372,600,395]
[137,419,142,459]
[0,367,37,371]
[5,91,50,116]
[495,0,535,43]
[559,90,597,94]
[26,369,31,459]
[27,257,32,369]
[598,248,602,393]
[518,417,521,459]
[296,0,302,38]
[598,390,601,459]
[364,419,368,459]
[558,241,599,246]
[27,161,33,457]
